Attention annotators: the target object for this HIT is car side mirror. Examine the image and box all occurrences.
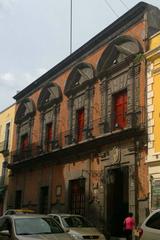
[0,230,10,237]
[64,227,70,233]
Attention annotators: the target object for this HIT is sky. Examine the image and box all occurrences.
[0,0,160,111]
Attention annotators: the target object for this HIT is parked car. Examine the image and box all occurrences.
[0,214,74,240]
[139,208,160,239]
[4,208,35,215]
[49,213,106,240]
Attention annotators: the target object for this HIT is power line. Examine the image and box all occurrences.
[119,0,129,10]
[103,0,119,18]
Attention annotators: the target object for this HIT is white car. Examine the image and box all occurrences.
[4,208,35,215]
[0,214,74,240]
[49,213,106,240]
[139,209,160,239]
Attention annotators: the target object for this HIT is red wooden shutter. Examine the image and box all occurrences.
[114,90,127,129]
[77,108,84,142]
[46,123,52,142]
[21,134,29,150]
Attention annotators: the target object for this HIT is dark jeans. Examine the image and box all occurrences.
[124,229,132,240]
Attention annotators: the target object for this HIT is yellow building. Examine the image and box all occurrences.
[0,103,15,214]
[146,32,160,210]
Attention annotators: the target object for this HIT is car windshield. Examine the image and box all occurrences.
[14,217,64,235]
[61,216,94,228]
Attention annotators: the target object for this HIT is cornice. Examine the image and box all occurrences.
[145,45,160,60]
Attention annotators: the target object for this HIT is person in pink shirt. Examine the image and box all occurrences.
[123,212,135,240]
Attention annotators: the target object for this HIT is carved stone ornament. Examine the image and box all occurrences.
[64,62,95,97]
[111,146,121,164]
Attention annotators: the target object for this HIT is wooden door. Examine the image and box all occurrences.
[114,90,127,129]
[39,186,49,214]
[76,108,84,142]
[46,122,52,151]
[21,134,29,150]
[46,123,52,143]
[69,179,85,215]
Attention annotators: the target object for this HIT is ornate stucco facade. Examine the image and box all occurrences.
[146,32,160,211]
[0,104,15,214]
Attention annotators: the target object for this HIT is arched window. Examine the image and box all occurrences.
[37,82,62,151]
[15,98,36,156]
[64,62,95,144]
[15,98,36,125]
[97,35,142,75]
[97,35,143,132]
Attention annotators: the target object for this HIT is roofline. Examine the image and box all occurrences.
[0,103,16,114]
[149,30,160,40]
[145,45,160,59]
[14,1,151,101]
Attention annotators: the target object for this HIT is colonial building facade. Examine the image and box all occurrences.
[7,2,160,238]
[0,104,15,214]
[146,31,160,211]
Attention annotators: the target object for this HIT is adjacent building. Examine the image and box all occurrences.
[146,31,160,211]
[7,2,160,238]
[0,104,15,214]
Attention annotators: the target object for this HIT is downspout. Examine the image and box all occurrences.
[144,8,150,217]
[68,97,73,143]
[135,11,149,226]
[88,152,93,203]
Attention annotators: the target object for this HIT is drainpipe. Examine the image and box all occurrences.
[134,137,139,228]
[88,152,93,203]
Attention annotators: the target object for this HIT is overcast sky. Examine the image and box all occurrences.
[0,0,160,111]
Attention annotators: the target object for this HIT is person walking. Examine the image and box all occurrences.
[123,212,135,240]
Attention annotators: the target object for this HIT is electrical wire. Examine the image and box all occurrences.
[119,0,129,10]
[103,0,119,18]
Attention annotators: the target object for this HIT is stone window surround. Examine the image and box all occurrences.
[37,83,62,149]
[64,62,95,143]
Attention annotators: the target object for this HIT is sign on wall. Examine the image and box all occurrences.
[152,179,160,209]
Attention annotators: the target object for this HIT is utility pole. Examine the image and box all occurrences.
[70,0,72,54]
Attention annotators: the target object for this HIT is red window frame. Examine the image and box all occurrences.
[20,134,29,151]
[46,122,52,143]
[76,108,84,142]
[113,90,127,129]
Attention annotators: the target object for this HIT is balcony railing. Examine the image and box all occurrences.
[0,175,6,186]
[0,140,9,155]
[11,107,145,163]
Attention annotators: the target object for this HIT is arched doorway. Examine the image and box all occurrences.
[106,166,129,237]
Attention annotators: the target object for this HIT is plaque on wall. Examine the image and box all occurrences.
[111,146,120,164]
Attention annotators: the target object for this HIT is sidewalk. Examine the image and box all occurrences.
[110,237,125,240]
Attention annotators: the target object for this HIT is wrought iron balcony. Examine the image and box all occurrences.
[11,107,145,163]
[0,175,6,187]
[0,141,9,155]
[99,107,145,134]
[12,140,60,163]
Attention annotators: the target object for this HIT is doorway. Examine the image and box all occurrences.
[39,186,49,214]
[15,190,22,209]
[106,166,129,237]
[69,178,85,215]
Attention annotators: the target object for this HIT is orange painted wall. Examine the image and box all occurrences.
[9,20,147,209]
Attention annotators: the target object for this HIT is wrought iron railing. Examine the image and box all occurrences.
[0,175,6,186]
[0,140,9,154]
[11,107,145,163]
